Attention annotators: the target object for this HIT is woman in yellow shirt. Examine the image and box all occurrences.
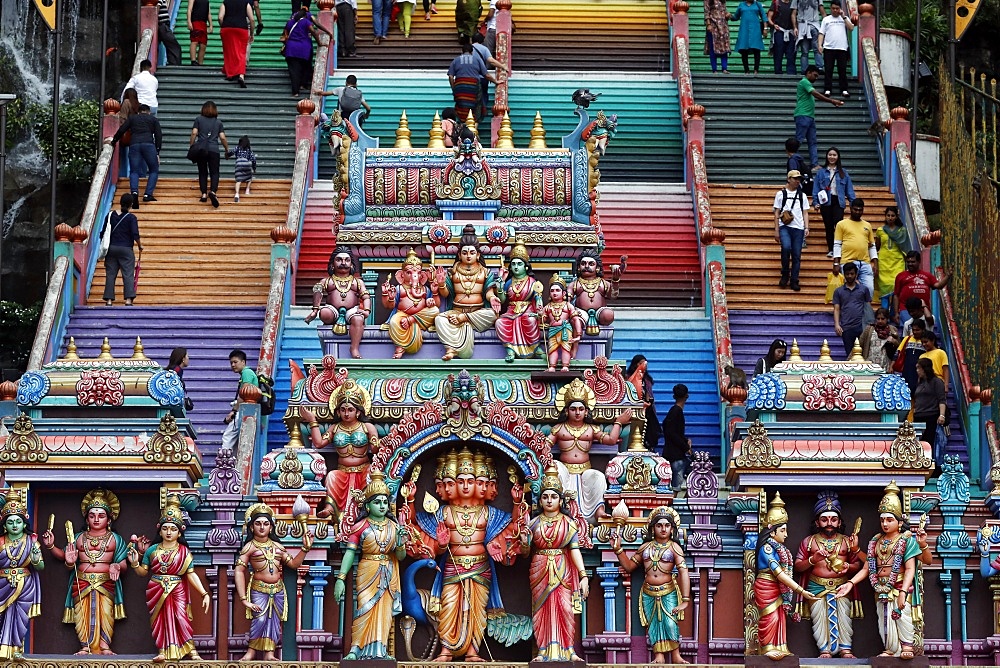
[917,330,949,393]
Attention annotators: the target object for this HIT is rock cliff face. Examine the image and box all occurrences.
[1,0,139,302]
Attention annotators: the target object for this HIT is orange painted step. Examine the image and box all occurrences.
[710,184,898,312]
[89,178,291,306]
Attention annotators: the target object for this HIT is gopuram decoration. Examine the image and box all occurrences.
[2,94,996,666]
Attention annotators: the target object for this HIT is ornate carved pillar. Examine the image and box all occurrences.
[727,491,763,657]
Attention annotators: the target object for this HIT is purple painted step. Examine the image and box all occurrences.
[729,309,968,467]
[62,306,265,465]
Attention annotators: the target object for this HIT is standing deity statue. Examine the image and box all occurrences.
[333,471,407,660]
[792,491,865,659]
[542,275,577,372]
[567,250,625,355]
[41,488,129,656]
[495,239,544,362]
[0,496,44,661]
[835,481,932,660]
[301,380,379,531]
[403,447,531,661]
[432,224,502,361]
[126,495,210,662]
[381,248,441,359]
[234,503,313,661]
[754,493,819,661]
[547,378,631,522]
[305,246,372,359]
[612,506,690,664]
[520,466,589,662]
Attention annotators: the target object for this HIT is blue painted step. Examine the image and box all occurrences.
[266,307,325,450]
[62,306,265,463]
[729,308,967,468]
[613,309,722,462]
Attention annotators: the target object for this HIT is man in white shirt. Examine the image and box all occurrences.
[483,0,498,54]
[774,170,810,291]
[818,1,853,97]
[123,60,159,115]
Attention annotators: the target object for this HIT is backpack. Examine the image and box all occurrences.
[339,87,364,115]
[258,374,276,416]
[788,154,813,189]
[778,187,805,224]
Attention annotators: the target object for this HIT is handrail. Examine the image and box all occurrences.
[133,28,154,76]
[490,0,514,144]
[27,256,70,370]
[893,143,931,241]
[860,37,891,123]
[937,282,974,405]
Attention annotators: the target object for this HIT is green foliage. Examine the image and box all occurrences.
[0,301,41,372]
[30,99,101,182]
[882,0,949,67]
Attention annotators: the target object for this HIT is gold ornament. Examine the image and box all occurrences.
[403,247,422,270]
[555,377,596,413]
[363,470,392,501]
[1,499,29,523]
[158,494,186,529]
[329,379,373,415]
[244,503,276,529]
[443,450,459,480]
[508,238,530,264]
[456,447,475,477]
[81,489,120,522]
[649,505,681,534]
[539,463,563,495]
[473,452,491,479]
[878,480,903,519]
[549,273,567,289]
[765,491,789,527]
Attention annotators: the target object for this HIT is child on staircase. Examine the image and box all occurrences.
[228,135,257,202]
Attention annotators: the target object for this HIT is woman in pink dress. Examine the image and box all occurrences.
[495,239,543,362]
[127,497,210,662]
[521,467,589,662]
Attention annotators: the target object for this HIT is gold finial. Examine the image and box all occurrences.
[428,111,445,149]
[528,111,547,149]
[496,111,515,149]
[98,337,113,360]
[287,414,305,448]
[465,109,478,138]
[788,339,802,362]
[65,337,79,360]
[132,336,146,359]
[818,339,833,362]
[849,338,865,362]
[394,110,412,149]
[627,419,646,452]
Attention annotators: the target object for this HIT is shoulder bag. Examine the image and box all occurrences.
[98,211,115,260]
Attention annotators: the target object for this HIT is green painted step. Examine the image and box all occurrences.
[692,72,884,185]
[154,68,298,179]
[317,71,685,183]
[170,0,307,70]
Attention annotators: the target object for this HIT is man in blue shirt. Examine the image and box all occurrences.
[448,42,496,122]
[832,262,872,357]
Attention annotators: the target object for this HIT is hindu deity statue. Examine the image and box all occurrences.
[0,495,43,661]
[305,246,372,359]
[520,465,589,662]
[567,250,625,353]
[126,495,210,662]
[381,248,441,359]
[588,110,619,156]
[333,471,407,660]
[41,488,129,656]
[792,491,865,659]
[403,446,530,661]
[433,224,501,361]
[300,380,379,531]
[612,506,690,664]
[495,238,544,362]
[547,378,631,522]
[835,481,932,660]
[754,493,818,661]
[542,275,577,372]
[234,503,313,661]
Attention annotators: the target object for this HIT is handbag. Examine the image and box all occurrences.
[816,189,830,206]
[98,211,114,260]
[279,17,304,55]
[824,271,844,304]
[891,336,911,373]
[186,137,208,162]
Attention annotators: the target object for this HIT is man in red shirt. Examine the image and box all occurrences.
[891,250,952,326]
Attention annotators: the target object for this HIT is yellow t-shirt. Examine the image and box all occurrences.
[835,218,875,264]
[919,348,949,379]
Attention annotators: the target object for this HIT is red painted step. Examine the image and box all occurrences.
[296,181,337,305]
[598,183,702,307]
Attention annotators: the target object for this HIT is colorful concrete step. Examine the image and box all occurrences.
[316,71,684,183]
[61,305,266,463]
[296,181,337,306]
[597,183,701,307]
[267,307,326,450]
[613,309,722,462]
